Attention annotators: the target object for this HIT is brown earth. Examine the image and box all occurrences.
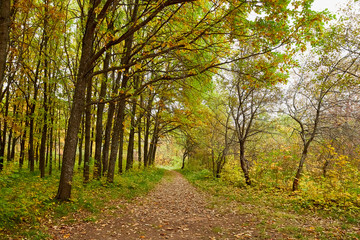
[49,171,287,240]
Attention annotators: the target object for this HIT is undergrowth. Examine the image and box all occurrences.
[180,168,360,240]
[0,165,164,239]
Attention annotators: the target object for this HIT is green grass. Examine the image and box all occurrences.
[211,226,223,234]
[0,165,164,239]
[179,168,360,240]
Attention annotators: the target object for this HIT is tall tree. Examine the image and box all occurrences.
[57,0,196,199]
[286,52,356,191]
[0,0,10,101]
[56,0,100,200]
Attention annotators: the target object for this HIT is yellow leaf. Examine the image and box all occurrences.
[135,63,141,70]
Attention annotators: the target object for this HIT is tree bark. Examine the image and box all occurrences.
[143,114,150,167]
[102,1,140,172]
[148,117,159,166]
[49,105,54,176]
[6,124,12,162]
[211,149,215,176]
[101,100,115,176]
[56,1,98,200]
[107,98,126,182]
[78,115,85,169]
[107,1,138,178]
[10,136,17,162]
[143,94,154,167]
[137,95,143,168]
[28,102,36,172]
[0,88,10,171]
[181,151,187,170]
[0,0,10,98]
[101,69,120,176]
[118,121,124,174]
[150,135,159,166]
[83,77,92,183]
[126,97,137,171]
[9,105,17,162]
[39,80,48,178]
[90,121,94,158]
[39,1,50,178]
[19,105,28,169]
[239,141,251,185]
[292,149,308,191]
[93,52,110,179]
[57,109,61,170]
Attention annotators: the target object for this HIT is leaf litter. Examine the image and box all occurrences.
[48,171,304,239]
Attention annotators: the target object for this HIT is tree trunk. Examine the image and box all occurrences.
[126,98,137,171]
[7,105,16,162]
[49,107,54,176]
[101,101,115,176]
[90,121,94,158]
[6,123,12,162]
[118,124,124,174]
[292,149,308,191]
[143,115,150,167]
[148,123,159,166]
[211,149,215,176]
[107,17,136,178]
[28,68,41,172]
[19,111,28,169]
[0,88,9,171]
[56,1,98,200]
[215,154,226,178]
[150,136,159,166]
[94,52,109,179]
[39,3,49,178]
[107,98,126,182]
[143,94,154,167]
[35,143,39,165]
[56,77,88,199]
[58,113,61,170]
[10,136,17,162]
[83,78,92,183]
[39,80,48,178]
[149,103,162,166]
[0,0,10,98]
[54,127,57,169]
[28,105,36,172]
[181,151,187,170]
[137,95,143,168]
[239,141,251,185]
[215,160,222,178]
[148,134,154,166]
[78,115,85,169]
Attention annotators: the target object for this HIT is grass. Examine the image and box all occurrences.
[180,168,360,240]
[0,163,165,239]
[211,226,223,234]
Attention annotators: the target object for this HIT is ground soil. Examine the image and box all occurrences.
[48,171,288,240]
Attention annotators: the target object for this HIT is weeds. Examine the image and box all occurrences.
[180,168,360,239]
[0,165,164,239]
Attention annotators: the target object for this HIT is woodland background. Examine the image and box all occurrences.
[0,0,359,238]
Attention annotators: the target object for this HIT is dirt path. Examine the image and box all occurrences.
[49,171,282,239]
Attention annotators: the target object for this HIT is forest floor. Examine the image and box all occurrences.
[48,170,359,240]
[49,170,267,240]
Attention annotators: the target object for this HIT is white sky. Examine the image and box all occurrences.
[311,0,348,13]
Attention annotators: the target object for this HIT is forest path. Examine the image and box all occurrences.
[49,170,277,240]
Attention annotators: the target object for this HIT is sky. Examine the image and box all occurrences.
[311,0,348,13]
